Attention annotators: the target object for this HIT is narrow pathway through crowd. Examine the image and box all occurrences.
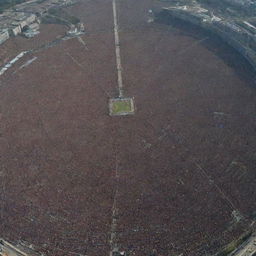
[109,154,120,256]
[112,0,124,98]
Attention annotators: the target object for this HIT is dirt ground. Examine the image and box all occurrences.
[0,0,255,255]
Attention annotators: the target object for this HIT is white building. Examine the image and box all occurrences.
[0,29,9,45]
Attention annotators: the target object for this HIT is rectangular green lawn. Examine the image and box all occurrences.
[109,98,135,116]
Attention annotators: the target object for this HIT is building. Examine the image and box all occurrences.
[7,13,37,36]
[9,23,22,36]
[0,29,9,45]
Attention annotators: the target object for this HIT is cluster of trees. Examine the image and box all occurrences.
[0,0,27,13]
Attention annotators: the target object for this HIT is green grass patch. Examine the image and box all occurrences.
[112,100,132,114]
[109,98,135,116]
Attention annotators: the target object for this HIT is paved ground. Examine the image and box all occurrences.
[0,0,256,256]
[231,233,256,256]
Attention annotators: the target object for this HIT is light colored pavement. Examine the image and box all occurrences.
[112,0,124,98]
